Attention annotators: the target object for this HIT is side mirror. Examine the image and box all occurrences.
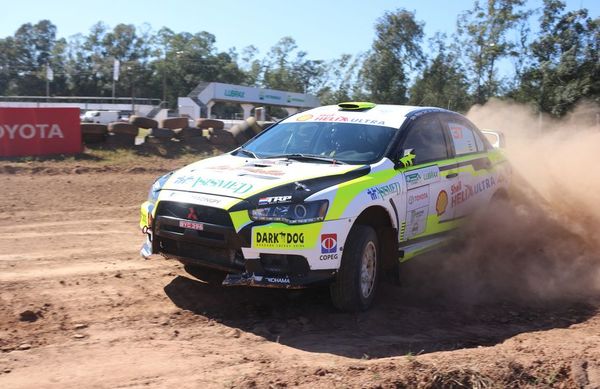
[481,129,506,149]
[394,148,416,169]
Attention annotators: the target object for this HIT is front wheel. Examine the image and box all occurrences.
[330,225,379,311]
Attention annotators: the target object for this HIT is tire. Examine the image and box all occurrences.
[330,225,380,311]
[258,121,275,131]
[144,135,170,144]
[175,127,202,139]
[227,123,251,145]
[82,132,106,144]
[160,117,189,130]
[245,116,263,135]
[108,122,138,136]
[148,127,175,139]
[105,132,136,147]
[207,128,236,146]
[80,123,107,135]
[196,118,225,130]
[129,115,158,129]
[183,264,226,286]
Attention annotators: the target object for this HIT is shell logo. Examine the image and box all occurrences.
[296,114,313,121]
[436,190,448,216]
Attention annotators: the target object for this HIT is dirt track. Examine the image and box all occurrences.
[1,163,599,388]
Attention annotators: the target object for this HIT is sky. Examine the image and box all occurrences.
[0,0,598,62]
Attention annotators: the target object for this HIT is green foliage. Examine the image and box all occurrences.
[409,35,471,112]
[509,0,599,116]
[0,2,597,118]
[360,9,425,104]
[457,0,529,103]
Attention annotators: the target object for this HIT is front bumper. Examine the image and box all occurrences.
[140,200,340,288]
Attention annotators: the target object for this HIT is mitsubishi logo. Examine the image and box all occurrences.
[186,207,198,220]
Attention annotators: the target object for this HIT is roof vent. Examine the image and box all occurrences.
[337,102,376,111]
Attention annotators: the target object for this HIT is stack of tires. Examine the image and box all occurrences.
[196,119,235,147]
[165,117,206,146]
[106,122,138,148]
[128,115,171,145]
[80,123,108,145]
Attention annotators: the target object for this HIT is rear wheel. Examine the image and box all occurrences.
[330,225,379,311]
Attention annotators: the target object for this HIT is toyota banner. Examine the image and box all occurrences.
[0,107,82,157]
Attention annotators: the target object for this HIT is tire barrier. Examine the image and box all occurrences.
[227,123,252,145]
[129,115,158,129]
[196,118,225,130]
[80,123,108,135]
[80,123,108,144]
[175,127,203,139]
[148,127,175,139]
[108,122,139,136]
[160,117,190,130]
[206,128,236,146]
[245,116,263,135]
[105,132,136,148]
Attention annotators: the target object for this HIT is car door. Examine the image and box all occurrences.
[440,114,495,218]
[395,113,457,243]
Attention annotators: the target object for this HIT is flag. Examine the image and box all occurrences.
[46,65,54,81]
[113,59,120,81]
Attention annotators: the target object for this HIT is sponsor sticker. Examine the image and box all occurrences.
[407,186,430,212]
[436,190,448,216]
[367,182,401,200]
[320,234,337,254]
[296,114,313,121]
[320,233,338,260]
[450,176,496,208]
[405,166,440,189]
[171,175,253,195]
[258,196,292,206]
[254,231,306,249]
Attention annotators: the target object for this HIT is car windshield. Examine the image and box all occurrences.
[237,122,397,164]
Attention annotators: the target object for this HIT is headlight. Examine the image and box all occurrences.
[249,200,328,224]
[147,172,173,202]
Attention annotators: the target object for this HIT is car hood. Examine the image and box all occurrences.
[161,154,366,200]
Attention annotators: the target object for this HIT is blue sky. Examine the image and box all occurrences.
[1,0,598,61]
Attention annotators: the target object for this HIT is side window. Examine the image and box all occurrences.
[447,122,479,155]
[401,116,449,164]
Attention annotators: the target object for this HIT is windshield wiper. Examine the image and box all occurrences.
[236,148,259,159]
[265,153,347,165]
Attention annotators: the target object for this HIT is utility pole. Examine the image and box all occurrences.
[45,63,53,97]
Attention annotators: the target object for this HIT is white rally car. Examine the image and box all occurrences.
[140,102,510,311]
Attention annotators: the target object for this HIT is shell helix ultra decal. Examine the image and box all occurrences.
[252,223,320,250]
[436,190,449,216]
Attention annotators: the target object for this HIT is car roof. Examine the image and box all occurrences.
[281,103,451,129]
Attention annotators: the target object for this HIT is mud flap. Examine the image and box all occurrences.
[140,233,153,259]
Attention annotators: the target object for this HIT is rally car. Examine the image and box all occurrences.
[139,102,510,311]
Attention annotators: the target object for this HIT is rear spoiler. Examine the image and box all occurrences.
[481,129,506,149]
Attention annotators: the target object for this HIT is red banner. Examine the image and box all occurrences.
[0,107,82,157]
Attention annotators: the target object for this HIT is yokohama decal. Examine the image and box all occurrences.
[0,108,82,157]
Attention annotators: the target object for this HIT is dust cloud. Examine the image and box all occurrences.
[401,99,600,305]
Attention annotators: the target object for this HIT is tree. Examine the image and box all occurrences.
[318,53,365,105]
[8,20,59,95]
[511,0,599,116]
[260,37,326,94]
[409,34,471,111]
[360,9,425,104]
[457,0,528,103]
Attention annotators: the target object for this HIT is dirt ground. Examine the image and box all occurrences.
[0,158,599,389]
